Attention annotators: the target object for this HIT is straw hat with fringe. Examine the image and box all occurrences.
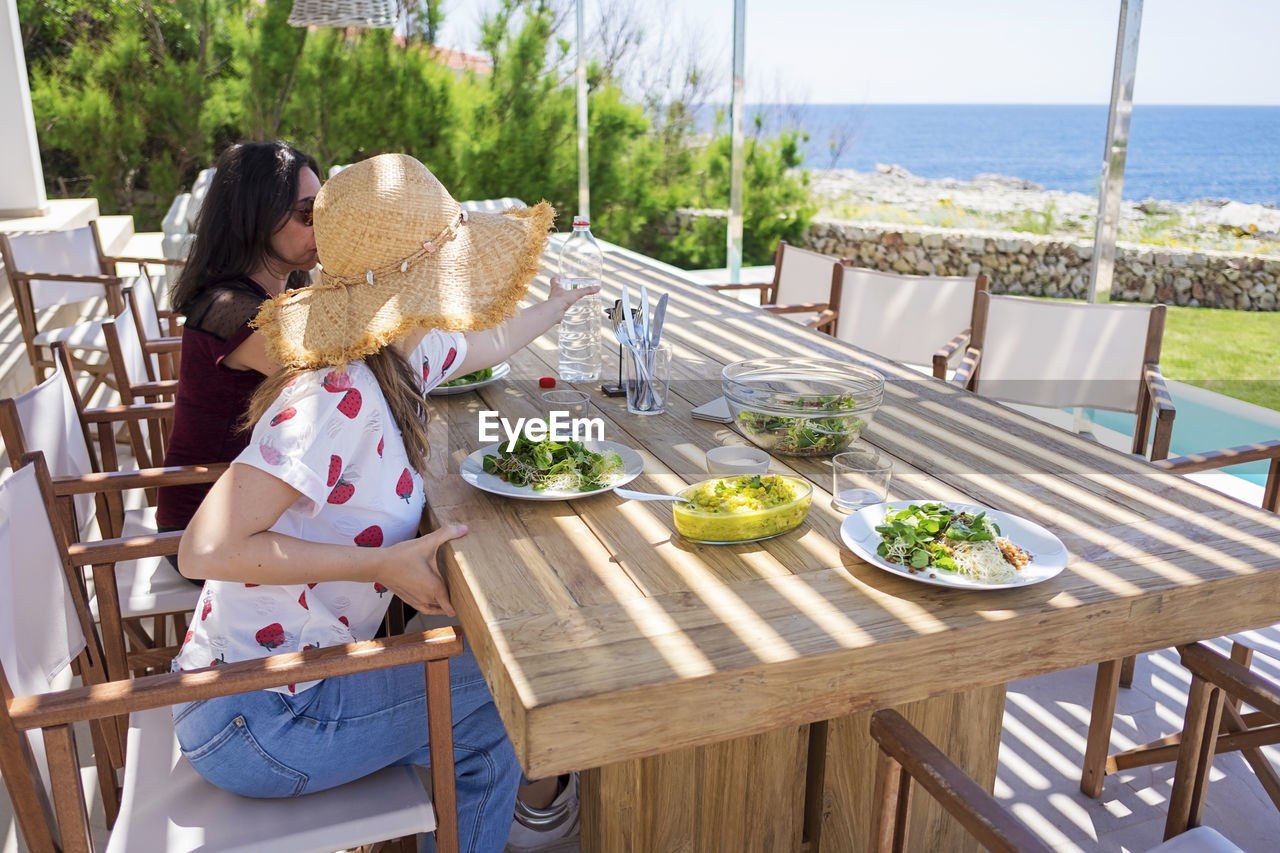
[255,153,554,368]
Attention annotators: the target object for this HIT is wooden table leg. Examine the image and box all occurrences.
[580,724,810,852]
[815,683,1007,853]
[578,683,1006,853]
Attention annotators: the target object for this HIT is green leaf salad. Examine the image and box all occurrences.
[482,431,624,492]
[440,366,493,388]
[874,503,1031,583]
[735,393,866,455]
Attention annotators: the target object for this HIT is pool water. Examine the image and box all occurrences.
[1087,380,1280,487]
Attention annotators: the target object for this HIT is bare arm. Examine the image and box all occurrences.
[180,462,465,616]
[453,276,600,376]
[222,329,282,375]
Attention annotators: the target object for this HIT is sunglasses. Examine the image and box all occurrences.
[292,198,315,227]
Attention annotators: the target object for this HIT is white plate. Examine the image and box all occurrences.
[459,439,644,501]
[429,361,511,396]
[839,500,1068,590]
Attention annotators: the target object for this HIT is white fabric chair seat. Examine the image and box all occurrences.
[105,706,436,853]
[1146,826,1244,853]
[87,507,200,620]
[33,318,108,352]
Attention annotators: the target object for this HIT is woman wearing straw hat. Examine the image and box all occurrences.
[171,154,593,852]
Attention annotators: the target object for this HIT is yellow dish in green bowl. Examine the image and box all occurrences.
[672,474,813,544]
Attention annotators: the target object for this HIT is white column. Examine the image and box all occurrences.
[1087,0,1143,303]
[726,0,746,281]
[0,0,47,217]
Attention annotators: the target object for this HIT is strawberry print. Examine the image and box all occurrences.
[322,370,354,392]
[441,346,458,372]
[374,583,389,597]
[421,358,431,382]
[377,435,384,457]
[255,623,286,649]
[327,454,342,487]
[287,683,296,694]
[395,468,413,503]
[201,599,213,621]
[308,582,318,589]
[354,525,384,547]
[210,654,226,666]
[298,590,308,609]
[270,407,297,426]
[328,478,355,504]
[184,630,194,645]
[336,388,362,418]
[244,583,260,588]
[338,616,350,628]
[258,443,284,466]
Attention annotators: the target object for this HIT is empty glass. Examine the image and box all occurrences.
[831,445,892,512]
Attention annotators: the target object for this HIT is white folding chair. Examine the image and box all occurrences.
[0,347,210,683]
[955,291,1175,460]
[0,455,462,853]
[830,264,989,373]
[709,241,841,333]
[103,288,178,467]
[0,222,123,387]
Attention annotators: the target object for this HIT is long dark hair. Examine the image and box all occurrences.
[170,141,321,314]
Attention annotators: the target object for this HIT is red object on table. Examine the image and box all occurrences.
[539,377,556,388]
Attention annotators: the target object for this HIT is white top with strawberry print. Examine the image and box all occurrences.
[173,331,467,693]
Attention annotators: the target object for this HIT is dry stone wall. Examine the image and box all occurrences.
[660,209,1280,310]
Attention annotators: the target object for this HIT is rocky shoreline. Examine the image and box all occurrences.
[807,164,1280,254]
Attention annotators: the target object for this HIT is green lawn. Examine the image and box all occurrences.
[1162,305,1280,412]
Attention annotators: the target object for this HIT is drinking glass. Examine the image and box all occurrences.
[831,445,892,512]
[624,343,671,415]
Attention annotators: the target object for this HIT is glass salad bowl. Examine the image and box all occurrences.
[721,359,885,457]
[672,474,813,544]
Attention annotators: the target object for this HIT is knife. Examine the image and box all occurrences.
[649,292,669,349]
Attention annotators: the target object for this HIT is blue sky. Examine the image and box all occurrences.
[437,0,1279,105]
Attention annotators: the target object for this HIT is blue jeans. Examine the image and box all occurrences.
[172,643,519,853]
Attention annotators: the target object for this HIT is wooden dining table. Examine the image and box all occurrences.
[421,243,1280,852]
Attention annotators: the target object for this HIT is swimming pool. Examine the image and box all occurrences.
[1088,380,1280,489]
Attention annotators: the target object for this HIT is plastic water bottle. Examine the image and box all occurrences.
[557,217,602,382]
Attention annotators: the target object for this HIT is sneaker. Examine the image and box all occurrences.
[506,772,580,852]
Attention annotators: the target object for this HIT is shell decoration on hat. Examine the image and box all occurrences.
[254,153,555,369]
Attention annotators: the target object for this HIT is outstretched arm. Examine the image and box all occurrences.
[454,276,600,375]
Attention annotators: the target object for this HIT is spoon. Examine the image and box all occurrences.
[615,487,692,505]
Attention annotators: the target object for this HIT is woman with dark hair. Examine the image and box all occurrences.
[157,141,322,576]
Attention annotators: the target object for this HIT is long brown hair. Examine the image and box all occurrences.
[171,141,320,314]
[245,349,431,472]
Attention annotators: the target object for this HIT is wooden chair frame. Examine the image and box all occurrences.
[953,290,1176,461]
[2,454,455,852]
[1081,439,1280,798]
[708,241,841,335]
[1166,643,1280,840]
[869,709,1053,853]
[0,221,124,388]
[102,289,179,468]
[126,267,182,382]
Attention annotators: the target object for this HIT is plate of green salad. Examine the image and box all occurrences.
[460,435,643,500]
[839,500,1067,589]
[429,361,511,396]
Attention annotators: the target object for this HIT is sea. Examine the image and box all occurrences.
[737,104,1280,206]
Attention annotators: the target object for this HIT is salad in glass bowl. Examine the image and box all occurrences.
[721,359,884,456]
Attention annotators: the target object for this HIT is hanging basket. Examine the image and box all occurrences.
[287,0,398,28]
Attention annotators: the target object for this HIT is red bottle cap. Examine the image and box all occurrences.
[539,377,556,388]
